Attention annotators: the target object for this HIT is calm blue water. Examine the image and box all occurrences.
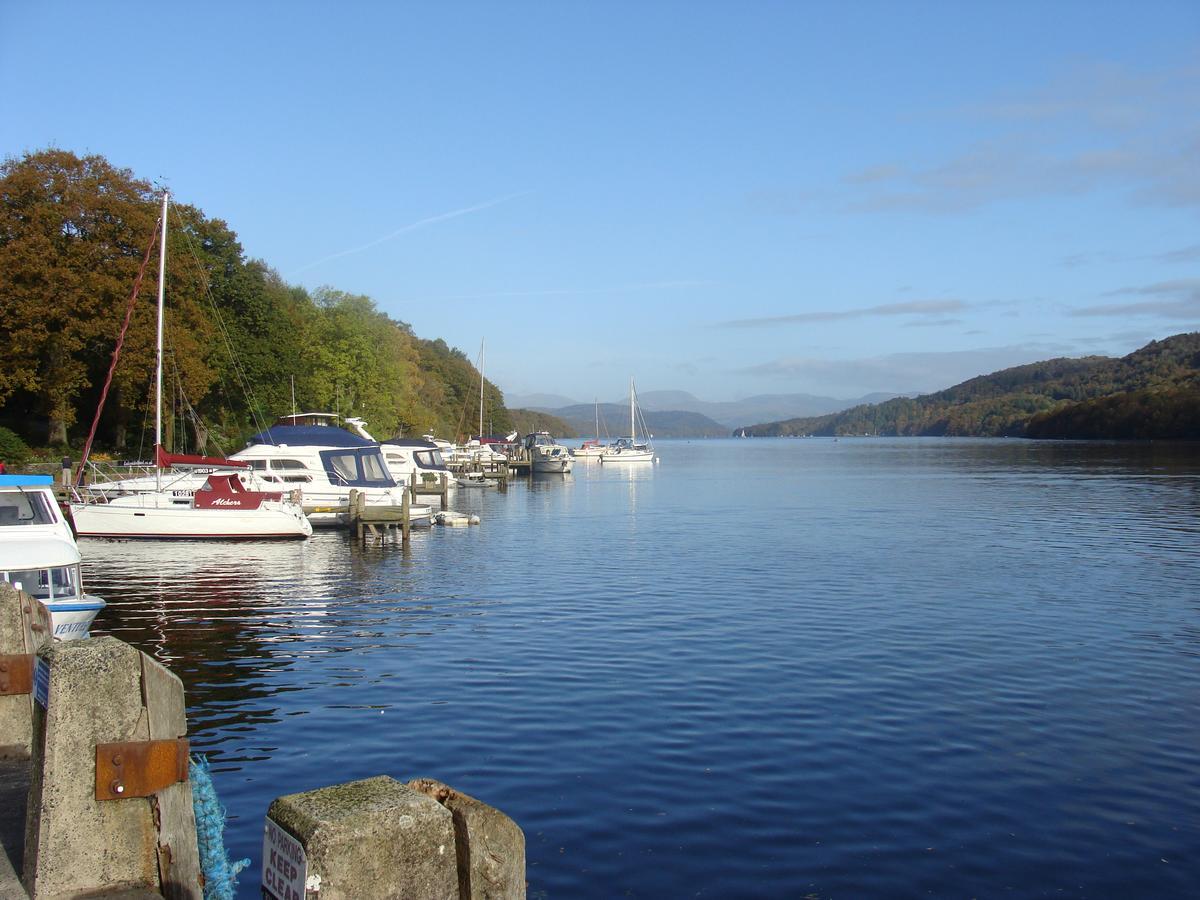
[82,439,1200,897]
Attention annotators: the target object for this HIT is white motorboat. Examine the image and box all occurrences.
[233,415,433,527]
[524,432,573,474]
[600,377,655,463]
[0,474,105,640]
[69,192,312,540]
[379,438,452,489]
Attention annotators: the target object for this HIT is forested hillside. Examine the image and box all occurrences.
[548,403,726,438]
[0,150,509,454]
[506,409,577,438]
[743,334,1200,439]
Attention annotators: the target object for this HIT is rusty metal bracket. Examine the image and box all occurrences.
[0,654,34,696]
[95,738,190,800]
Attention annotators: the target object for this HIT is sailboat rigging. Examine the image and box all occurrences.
[599,377,654,463]
[69,192,312,539]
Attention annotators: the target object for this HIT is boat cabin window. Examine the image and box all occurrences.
[2,565,80,600]
[0,490,57,526]
[361,452,390,483]
[414,450,444,469]
[325,452,358,485]
[245,460,268,471]
[269,459,312,483]
[319,449,396,487]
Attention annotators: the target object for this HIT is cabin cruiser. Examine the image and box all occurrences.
[379,438,452,489]
[0,475,105,640]
[232,414,433,527]
[524,432,573,474]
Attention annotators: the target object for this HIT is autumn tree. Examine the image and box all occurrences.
[0,149,158,443]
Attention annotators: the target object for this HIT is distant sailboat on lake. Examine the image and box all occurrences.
[600,377,654,463]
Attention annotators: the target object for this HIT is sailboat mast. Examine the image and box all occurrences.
[630,376,636,442]
[479,339,485,438]
[155,191,169,489]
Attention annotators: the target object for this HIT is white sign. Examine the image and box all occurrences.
[262,817,307,900]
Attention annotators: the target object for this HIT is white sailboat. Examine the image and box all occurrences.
[600,377,654,463]
[70,192,312,540]
[572,400,609,459]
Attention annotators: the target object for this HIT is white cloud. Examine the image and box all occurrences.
[719,299,966,328]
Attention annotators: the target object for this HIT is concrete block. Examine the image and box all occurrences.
[267,776,457,900]
[23,637,158,898]
[409,779,525,900]
[0,582,50,760]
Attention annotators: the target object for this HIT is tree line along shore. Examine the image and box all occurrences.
[0,149,581,466]
[3,149,1195,463]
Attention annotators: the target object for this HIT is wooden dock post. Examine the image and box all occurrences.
[401,489,411,544]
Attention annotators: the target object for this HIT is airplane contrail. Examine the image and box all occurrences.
[292,191,531,275]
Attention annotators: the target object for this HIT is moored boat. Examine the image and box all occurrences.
[524,432,573,473]
[233,415,433,527]
[600,377,655,463]
[68,192,312,540]
[0,474,106,640]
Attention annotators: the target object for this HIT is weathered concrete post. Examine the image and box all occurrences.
[410,779,525,900]
[1,584,51,899]
[22,636,201,899]
[0,583,50,759]
[266,776,457,899]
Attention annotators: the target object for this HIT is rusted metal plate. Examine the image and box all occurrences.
[95,738,190,801]
[0,654,33,696]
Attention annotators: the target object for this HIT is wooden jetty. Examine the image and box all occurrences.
[410,472,450,509]
[348,488,411,545]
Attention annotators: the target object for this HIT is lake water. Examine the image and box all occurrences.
[81,438,1200,898]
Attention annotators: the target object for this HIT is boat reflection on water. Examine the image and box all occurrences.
[76,530,474,760]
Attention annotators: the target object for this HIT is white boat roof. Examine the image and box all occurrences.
[0,534,81,570]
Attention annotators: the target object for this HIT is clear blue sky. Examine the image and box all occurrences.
[4,1,1198,403]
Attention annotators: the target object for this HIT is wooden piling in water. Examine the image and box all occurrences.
[350,488,411,546]
[411,473,449,511]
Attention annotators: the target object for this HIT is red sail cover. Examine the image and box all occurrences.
[156,446,249,469]
[194,474,283,510]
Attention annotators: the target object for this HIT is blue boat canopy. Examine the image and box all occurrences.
[245,425,375,448]
[0,474,53,486]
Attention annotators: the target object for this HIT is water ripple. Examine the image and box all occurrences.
[80,439,1200,897]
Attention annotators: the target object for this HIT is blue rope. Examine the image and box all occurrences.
[190,755,250,900]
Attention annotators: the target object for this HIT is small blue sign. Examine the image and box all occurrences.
[34,657,49,709]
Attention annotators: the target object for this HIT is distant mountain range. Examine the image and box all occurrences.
[506,390,906,431]
[742,333,1200,439]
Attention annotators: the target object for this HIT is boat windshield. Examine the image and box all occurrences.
[415,450,445,469]
[319,448,396,487]
[0,490,57,526]
[2,565,80,600]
